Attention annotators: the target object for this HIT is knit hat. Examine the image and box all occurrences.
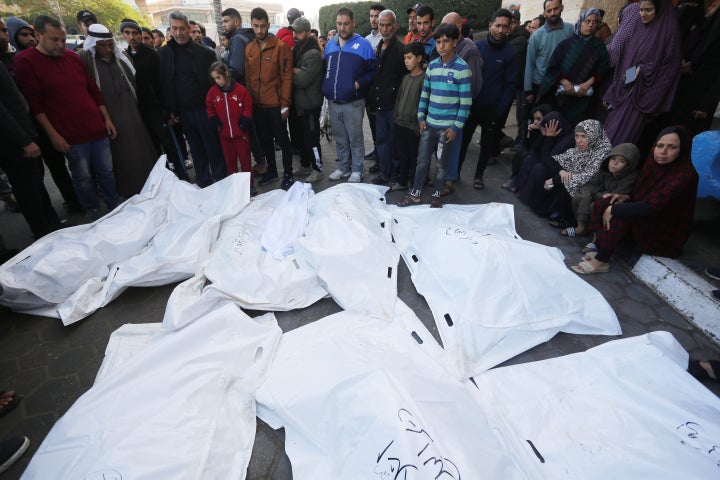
[290,17,311,33]
[119,18,141,33]
[287,8,303,23]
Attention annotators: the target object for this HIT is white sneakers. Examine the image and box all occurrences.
[328,169,362,183]
[304,171,324,183]
[328,169,351,180]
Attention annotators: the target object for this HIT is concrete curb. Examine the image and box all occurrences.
[632,255,720,345]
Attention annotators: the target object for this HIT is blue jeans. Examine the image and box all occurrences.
[66,137,121,212]
[375,109,395,180]
[411,125,454,195]
[180,109,227,188]
[442,128,463,182]
[329,98,365,173]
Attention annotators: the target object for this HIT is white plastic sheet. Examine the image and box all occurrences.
[196,189,327,313]
[390,203,621,378]
[23,291,281,480]
[0,158,251,324]
[471,331,720,478]
[0,159,175,317]
[257,301,524,479]
[294,184,400,319]
[260,181,313,259]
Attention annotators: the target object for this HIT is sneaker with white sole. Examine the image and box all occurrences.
[304,171,324,183]
[329,169,350,180]
[348,171,363,183]
[0,436,30,473]
[706,267,720,281]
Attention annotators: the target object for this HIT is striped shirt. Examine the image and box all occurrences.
[417,54,472,132]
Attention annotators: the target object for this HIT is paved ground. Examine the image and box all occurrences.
[1,115,719,479]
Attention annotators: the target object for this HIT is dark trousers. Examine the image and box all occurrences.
[591,196,629,263]
[254,106,293,177]
[458,108,480,177]
[35,127,81,209]
[292,108,322,170]
[366,106,377,155]
[376,109,395,180]
[394,124,419,187]
[141,108,188,181]
[473,107,502,180]
[515,90,528,144]
[179,109,227,187]
[1,148,61,238]
[248,123,265,167]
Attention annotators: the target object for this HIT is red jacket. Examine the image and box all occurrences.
[206,81,253,140]
[277,27,294,49]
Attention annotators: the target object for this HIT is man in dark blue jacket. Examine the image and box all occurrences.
[468,8,517,189]
[323,6,376,183]
[159,10,226,187]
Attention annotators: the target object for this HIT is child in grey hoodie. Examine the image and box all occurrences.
[566,143,640,237]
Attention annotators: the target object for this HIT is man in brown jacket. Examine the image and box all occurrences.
[245,7,294,189]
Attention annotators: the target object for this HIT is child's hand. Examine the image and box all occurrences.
[419,120,427,134]
[602,193,630,204]
[541,119,562,137]
[444,128,456,143]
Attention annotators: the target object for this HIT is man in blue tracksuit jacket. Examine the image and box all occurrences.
[322,6,376,183]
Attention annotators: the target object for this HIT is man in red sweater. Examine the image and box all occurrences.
[14,15,121,220]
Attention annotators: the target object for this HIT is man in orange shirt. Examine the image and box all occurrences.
[403,4,421,43]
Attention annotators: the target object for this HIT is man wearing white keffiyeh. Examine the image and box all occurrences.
[81,23,136,98]
[79,23,157,197]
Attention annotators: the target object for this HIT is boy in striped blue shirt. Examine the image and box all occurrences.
[397,23,471,208]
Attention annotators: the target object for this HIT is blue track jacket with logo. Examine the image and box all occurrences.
[322,34,376,102]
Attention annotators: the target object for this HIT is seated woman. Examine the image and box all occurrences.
[536,8,611,126]
[515,110,575,211]
[571,126,699,274]
[538,119,612,227]
[503,104,553,192]
[564,143,640,237]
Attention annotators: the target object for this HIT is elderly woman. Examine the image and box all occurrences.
[536,8,611,125]
[571,126,699,274]
[541,119,612,229]
[602,0,682,146]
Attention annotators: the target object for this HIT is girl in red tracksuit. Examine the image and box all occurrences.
[206,62,253,181]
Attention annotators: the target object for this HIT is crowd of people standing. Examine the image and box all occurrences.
[0,0,719,273]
